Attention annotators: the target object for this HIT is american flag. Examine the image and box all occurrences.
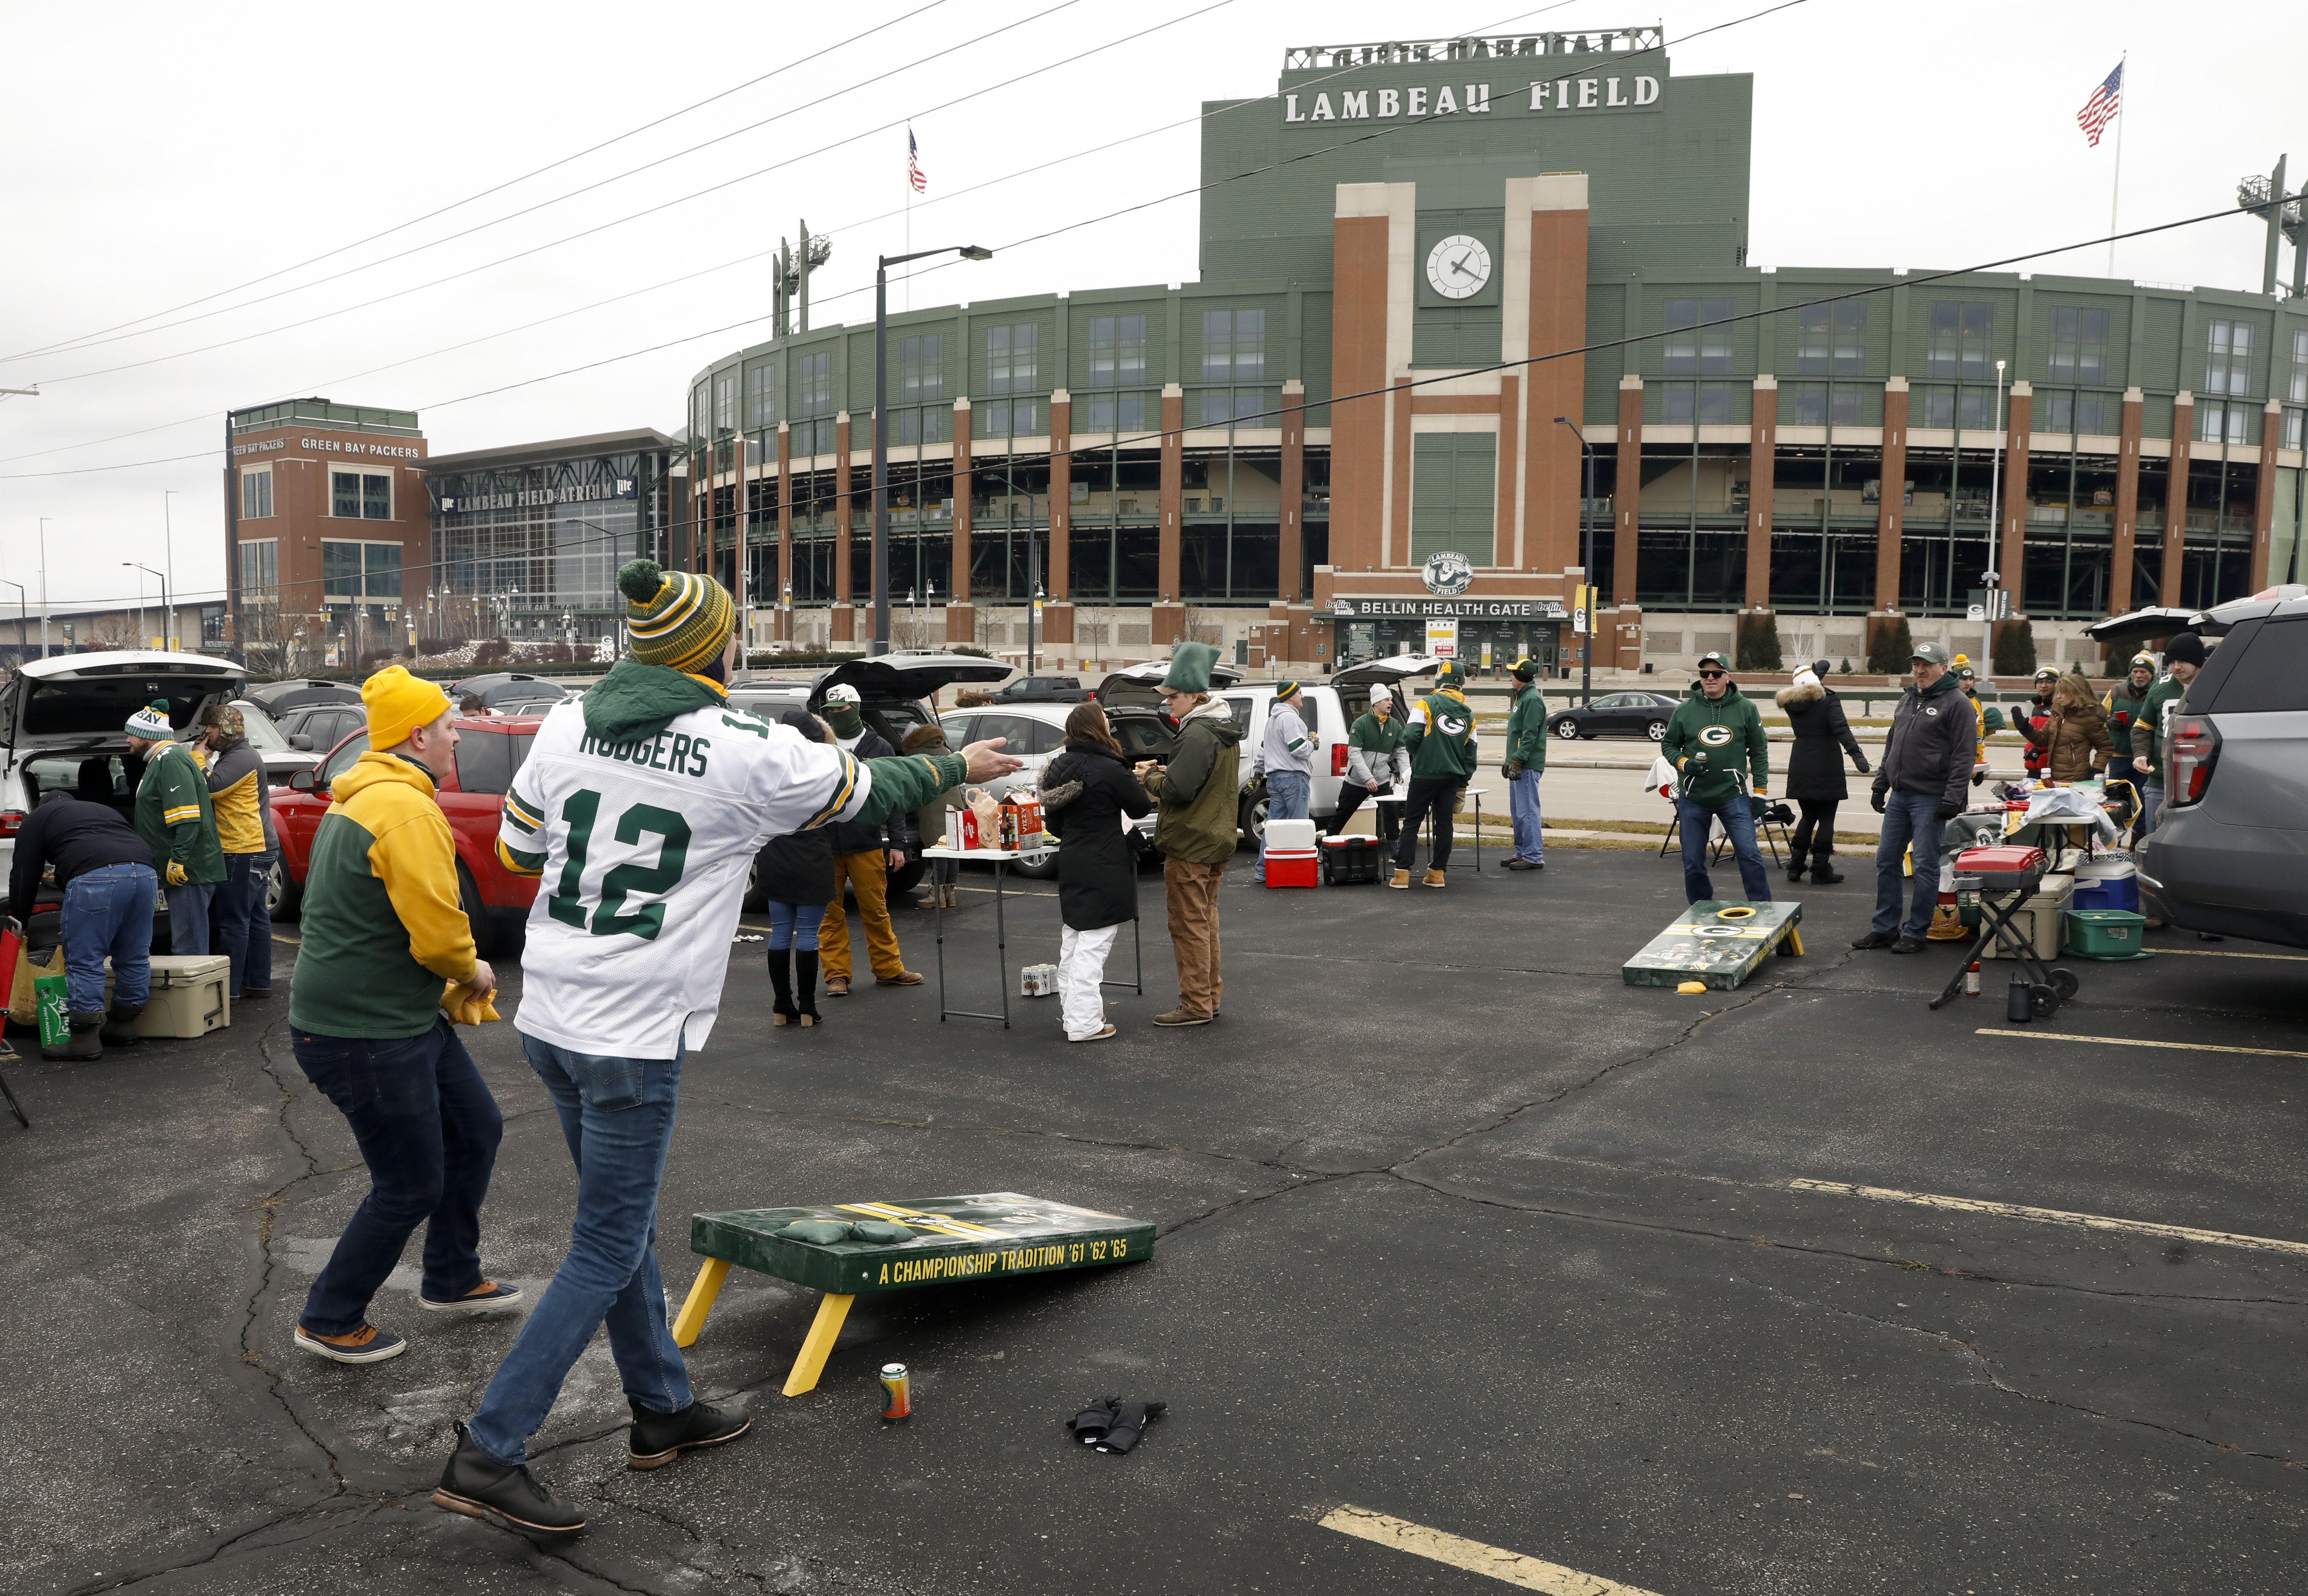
[2076,61,2123,148]
[907,129,926,193]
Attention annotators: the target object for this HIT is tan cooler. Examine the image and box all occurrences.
[138,955,232,1039]
[1986,873,2074,961]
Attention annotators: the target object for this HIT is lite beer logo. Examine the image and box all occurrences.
[1698,724,1736,748]
[1422,550,1474,596]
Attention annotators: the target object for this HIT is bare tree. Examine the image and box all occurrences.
[1179,603,1225,648]
[86,615,142,651]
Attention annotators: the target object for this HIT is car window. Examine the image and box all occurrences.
[234,705,293,750]
[19,676,228,739]
[1221,696,1256,737]
[867,699,930,740]
[939,714,978,746]
[1113,717,1172,757]
[320,732,370,787]
[1590,694,1626,710]
[975,713,1059,756]
[2200,619,2308,714]
[23,753,126,804]
[452,731,537,794]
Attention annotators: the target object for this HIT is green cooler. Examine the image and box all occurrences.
[2064,909,2153,961]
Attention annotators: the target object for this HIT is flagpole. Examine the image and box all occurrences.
[904,126,913,314]
[2107,51,2126,279]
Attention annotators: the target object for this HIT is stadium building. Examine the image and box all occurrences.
[681,27,2308,673]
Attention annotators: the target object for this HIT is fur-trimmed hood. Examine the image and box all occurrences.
[1775,682,1825,708]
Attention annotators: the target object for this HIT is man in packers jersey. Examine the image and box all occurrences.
[435,561,1021,1535]
[1388,660,1479,889]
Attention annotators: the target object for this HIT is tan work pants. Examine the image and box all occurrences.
[820,851,905,982]
[1162,856,1226,1018]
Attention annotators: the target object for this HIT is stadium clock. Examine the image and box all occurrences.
[1425,234,1493,300]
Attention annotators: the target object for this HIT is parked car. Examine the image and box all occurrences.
[267,714,545,953]
[991,674,1091,704]
[228,699,321,783]
[721,651,1012,907]
[243,679,362,715]
[2136,594,2308,948]
[452,672,569,715]
[1545,689,1680,742]
[269,699,373,756]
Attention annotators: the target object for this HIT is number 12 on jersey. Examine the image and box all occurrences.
[545,788,693,939]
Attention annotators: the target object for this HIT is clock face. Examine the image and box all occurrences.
[1425,234,1493,300]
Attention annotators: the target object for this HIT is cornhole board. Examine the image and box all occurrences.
[672,1192,1156,1396]
[1622,899,1805,990]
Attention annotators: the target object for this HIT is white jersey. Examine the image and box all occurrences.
[498,697,876,1059]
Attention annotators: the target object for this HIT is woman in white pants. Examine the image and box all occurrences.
[1038,703,1153,1043]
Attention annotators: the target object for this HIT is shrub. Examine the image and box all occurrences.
[1865,615,1914,675]
[1734,611,1783,672]
[1991,619,2036,677]
[473,639,511,667]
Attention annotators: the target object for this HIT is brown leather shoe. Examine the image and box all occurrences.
[825,976,852,997]
[876,971,924,987]
[1388,869,1411,890]
[1423,868,1446,888]
[1151,1007,1212,1027]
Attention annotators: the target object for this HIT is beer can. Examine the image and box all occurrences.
[879,1362,912,1421]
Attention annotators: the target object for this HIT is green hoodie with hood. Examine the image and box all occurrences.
[1661,681,1770,808]
[1145,696,1243,865]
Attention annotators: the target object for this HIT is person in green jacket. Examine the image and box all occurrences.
[1501,656,1549,871]
[123,701,226,954]
[2101,650,2157,791]
[2131,631,2206,840]
[1659,650,1773,904]
[1327,687,1406,845]
[1140,642,1240,1027]
[1389,660,1479,889]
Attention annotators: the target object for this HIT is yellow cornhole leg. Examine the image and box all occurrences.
[671,1257,730,1348]
[1785,924,1805,956]
[783,1292,856,1397]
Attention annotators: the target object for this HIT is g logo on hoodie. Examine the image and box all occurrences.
[1437,712,1471,737]
[1698,724,1735,748]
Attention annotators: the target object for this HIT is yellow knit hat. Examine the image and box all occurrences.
[619,559,735,673]
[362,665,452,750]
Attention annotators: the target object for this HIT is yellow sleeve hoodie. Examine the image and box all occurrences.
[287,752,478,1040]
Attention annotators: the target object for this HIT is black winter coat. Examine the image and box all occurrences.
[756,827,836,907]
[1041,741,1152,931]
[826,728,902,855]
[1774,682,1869,801]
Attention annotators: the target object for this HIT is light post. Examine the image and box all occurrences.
[781,579,792,651]
[124,561,169,654]
[1555,417,1598,704]
[162,490,178,651]
[874,243,992,655]
[1985,357,2008,665]
[37,516,49,659]
[1980,569,2000,673]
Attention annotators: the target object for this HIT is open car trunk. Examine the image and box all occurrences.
[0,652,247,757]
[812,652,1013,708]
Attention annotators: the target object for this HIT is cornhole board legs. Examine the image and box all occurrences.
[670,1192,1157,1397]
[1622,899,1805,990]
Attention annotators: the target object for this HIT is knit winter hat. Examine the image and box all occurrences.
[2162,631,2207,666]
[1161,641,1218,694]
[1791,668,1821,689]
[362,665,451,749]
[618,559,735,673]
[1274,679,1302,702]
[123,700,173,740]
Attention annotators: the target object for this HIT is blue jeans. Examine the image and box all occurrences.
[468,1036,691,1467]
[213,853,262,996]
[244,851,275,992]
[1509,768,1544,862]
[292,1018,503,1336]
[1873,790,1949,940]
[1676,793,1773,904]
[2136,785,2163,839]
[62,862,156,1012]
[1257,769,1311,879]
[767,900,819,950]
[164,881,214,955]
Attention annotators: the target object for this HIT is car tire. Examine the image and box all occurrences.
[1646,721,1668,742]
[1553,719,1582,741]
[1239,793,1268,848]
[267,856,302,922]
[459,863,495,959]
[889,854,927,895]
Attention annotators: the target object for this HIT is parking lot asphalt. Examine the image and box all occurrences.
[5,846,2307,1595]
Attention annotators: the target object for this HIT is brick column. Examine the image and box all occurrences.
[1998,382,2032,610]
[947,398,974,645]
[1328,194,1394,575]
[1874,377,1906,612]
[1388,376,1413,568]
[731,434,745,606]
[830,412,854,643]
[2110,388,2141,615]
[2253,400,2282,591]
[1044,390,1074,646]
[775,422,793,640]
[1613,376,1642,605]
[2162,392,2193,605]
[1496,372,1521,567]
[1279,378,1305,597]
[1746,376,1777,611]
[1522,178,1590,576]
[1154,383,1184,644]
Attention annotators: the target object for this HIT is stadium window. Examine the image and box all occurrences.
[1796,301,1864,377]
[2291,329,2308,404]
[238,467,273,520]
[900,334,945,403]
[1926,301,1994,379]
[1830,384,1861,425]
[795,351,833,417]
[2047,306,2110,385]
[2206,319,2254,397]
[714,370,737,433]
[2286,408,2304,451]
[1200,308,1266,382]
[1699,382,1737,424]
[1832,302,1865,376]
[1958,388,1996,430]
[988,323,1039,395]
[237,539,278,597]
[1785,383,1825,426]
[1087,316,1146,389]
[1662,299,1697,374]
[1082,392,1147,433]
[331,469,391,520]
[1917,385,1954,429]
[745,360,779,428]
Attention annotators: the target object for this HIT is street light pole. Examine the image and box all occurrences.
[874,243,992,656]
[36,517,49,659]
[1986,358,2008,666]
[163,489,178,651]
[1555,418,1597,705]
[125,561,168,656]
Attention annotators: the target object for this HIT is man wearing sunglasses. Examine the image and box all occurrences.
[1856,640,1974,953]
[1659,651,1773,905]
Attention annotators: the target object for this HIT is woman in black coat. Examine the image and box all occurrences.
[1774,665,1870,885]
[1038,703,1152,1043]
[760,708,837,1026]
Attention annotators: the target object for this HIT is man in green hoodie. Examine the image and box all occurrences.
[1389,660,1479,888]
[1660,650,1773,904]
[123,700,225,953]
[1140,641,1239,1027]
[1500,656,1549,871]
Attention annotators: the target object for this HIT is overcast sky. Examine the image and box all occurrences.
[2,0,2300,614]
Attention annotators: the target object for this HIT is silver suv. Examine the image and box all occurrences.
[2137,593,2308,947]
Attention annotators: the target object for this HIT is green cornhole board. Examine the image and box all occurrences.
[1623,899,1805,990]
[673,1191,1155,1396]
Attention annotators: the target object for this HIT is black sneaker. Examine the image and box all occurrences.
[1850,931,1894,950]
[628,1399,752,1470]
[433,1422,586,1534]
[1888,937,1928,954]
[418,1279,524,1313]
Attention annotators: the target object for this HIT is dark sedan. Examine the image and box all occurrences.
[1546,689,1682,742]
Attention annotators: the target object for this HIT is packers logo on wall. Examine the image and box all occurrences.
[1698,724,1735,748]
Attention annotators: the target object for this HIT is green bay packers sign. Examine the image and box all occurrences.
[690,1192,1155,1296]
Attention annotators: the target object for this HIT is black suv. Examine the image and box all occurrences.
[992,674,1090,703]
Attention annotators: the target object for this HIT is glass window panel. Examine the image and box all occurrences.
[2077,394,2107,434]
[1786,383,1825,426]
[240,469,271,520]
[1959,387,1996,429]
[1960,302,1993,379]
[322,540,361,595]
[1234,308,1265,380]
[1919,386,1954,428]
[2079,308,2109,384]
[1662,298,1697,374]
[1198,389,1233,426]
[1831,300,1865,376]
[1201,309,1232,381]
[332,471,361,518]
[714,371,736,433]
[796,352,832,416]
[1699,298,1734,374]
[362,474,391,519]
[1795,303,1829,376]
[1662,384,1694,422]
[2045,392,2073,432]
[363,542,402,599]
[1926,301,1960,378]
[745,360,778,428]
[1829,384,1861,425]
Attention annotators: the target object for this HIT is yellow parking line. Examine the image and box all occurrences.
[1317,1506,1665,1594]
[1785,1178,2308,1259]
[2154,947,2308,962]
[1976,1028,2308,1061]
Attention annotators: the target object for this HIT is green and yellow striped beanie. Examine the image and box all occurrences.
[618,559,735,673]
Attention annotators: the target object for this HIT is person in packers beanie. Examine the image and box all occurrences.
[288,665,511,1367]
[440,562,1022,1535]
[123,700,225,953]
[1390,660,1478,888]
[1139,641,1239,1027]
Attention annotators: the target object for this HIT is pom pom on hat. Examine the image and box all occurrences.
[620,558,735,672]
[617,559,669,603]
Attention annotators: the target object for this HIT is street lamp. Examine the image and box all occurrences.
[123,561,169,654]
[1985,357,2009,661]
[874,243,992,655]
[1555,417,1598,705]
[162,490,178,651]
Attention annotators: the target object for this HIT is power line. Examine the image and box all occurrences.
[0,1,958,365]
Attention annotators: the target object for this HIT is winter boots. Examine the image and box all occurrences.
[768,951,797,1027]
[1423,868,1446,888]
[792,951,822,1028]
[43,1009,105,1062]
[770,950,822,1027]
[100,1002,145,1048]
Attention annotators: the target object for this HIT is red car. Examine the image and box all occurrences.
[267,714,543,954]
